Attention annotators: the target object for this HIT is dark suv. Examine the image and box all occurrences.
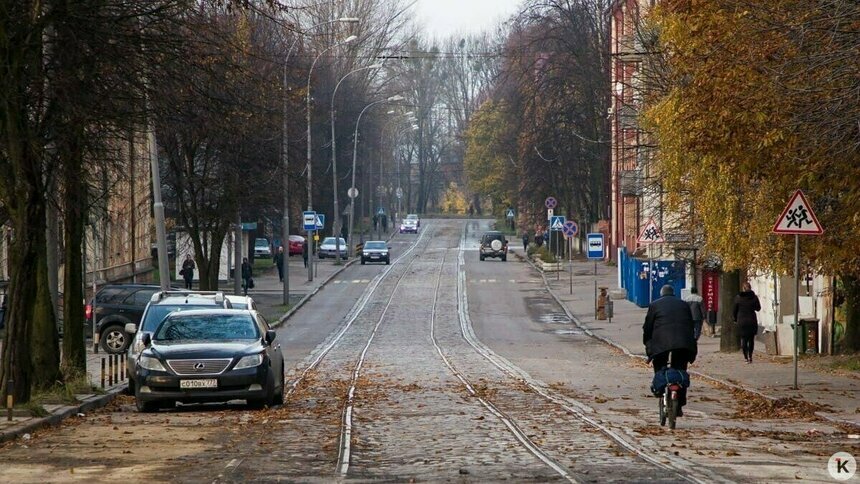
[479,231,508,261]
[86,284,161,354]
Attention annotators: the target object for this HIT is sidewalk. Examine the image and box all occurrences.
[513,249,860,426]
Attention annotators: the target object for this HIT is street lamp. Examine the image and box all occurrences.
[347,94,404,257]
[281,17,359,302]
[305,33,357,281]
[330,63,382,264]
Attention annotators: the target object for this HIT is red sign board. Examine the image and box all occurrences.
[702,270,720,313]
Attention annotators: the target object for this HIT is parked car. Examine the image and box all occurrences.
[479,231,508,261]
[125,290,231,394]
[400,219,418,234]
[406,213,420,227]
[85,284,161,354]
[254,238,271,258]
[288,235,305,256]
[318,237,347,259]
[225,295,257,311]
[132,309,284,412]
[361,241,391,265]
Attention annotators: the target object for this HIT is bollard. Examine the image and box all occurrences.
[113,354,119,385]
[100,358,106,388]
[120,357,125,381]
[6,379,13,422]
[108,355,114,386]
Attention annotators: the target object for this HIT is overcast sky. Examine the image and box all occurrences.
[415,0,522,39]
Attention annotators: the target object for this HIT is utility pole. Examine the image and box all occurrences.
[234,213,242,295]
[148,128,170,291]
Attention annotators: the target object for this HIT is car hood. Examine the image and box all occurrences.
[146,340,263,360]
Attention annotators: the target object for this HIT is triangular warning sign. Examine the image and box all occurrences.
[637,218,664,244]
[772,189,823,235]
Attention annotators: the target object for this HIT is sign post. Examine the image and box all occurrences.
[562,221,578,293]
[772,189,824,390]
[587,233,605,310]
[637,218,665,303]
[303,211,317,282]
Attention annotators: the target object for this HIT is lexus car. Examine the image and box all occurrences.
[132,309,284,412]
[361,241,391,265]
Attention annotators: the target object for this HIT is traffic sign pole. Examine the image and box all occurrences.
[794,234,799,390]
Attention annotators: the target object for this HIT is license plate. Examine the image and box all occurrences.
[180,379,218,389]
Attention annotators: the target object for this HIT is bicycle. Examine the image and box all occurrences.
[653,366,688,430]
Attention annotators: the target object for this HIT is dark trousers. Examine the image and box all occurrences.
[651,349,692,407]
[741,336,755,360]
[693,320,703,340]
[277,264,283,282]
[183,277,193,290]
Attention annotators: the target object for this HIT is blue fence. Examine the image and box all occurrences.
[620,249,686,307]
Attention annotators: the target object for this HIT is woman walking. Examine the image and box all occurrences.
[732,282,761,363]
[241,257,253,296]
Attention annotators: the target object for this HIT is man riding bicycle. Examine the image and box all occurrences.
[643,284,698,416]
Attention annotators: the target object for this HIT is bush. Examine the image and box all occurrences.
[532,245,557,263]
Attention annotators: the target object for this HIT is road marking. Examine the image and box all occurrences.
[488,279,496,283]
[352,279,361,283]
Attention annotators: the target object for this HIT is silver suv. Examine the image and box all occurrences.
[125,291,231,394]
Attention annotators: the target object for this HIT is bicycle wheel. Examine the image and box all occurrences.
[668,398,678,430]
[659,394,667,426]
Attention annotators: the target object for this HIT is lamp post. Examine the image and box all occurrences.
[281,17,358,303]
[379,122,416,238]
[347,95,404,257]
[330,63,382,264]
[306,34,356,281]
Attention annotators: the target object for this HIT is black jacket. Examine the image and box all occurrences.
[733,291,761,337]
[643,295,697,362]
[241,262,252,280]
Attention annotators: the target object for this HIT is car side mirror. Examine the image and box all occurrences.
[125,323,137,335]
[388,246,392,250]
[265,329,276,345]
[141,333,152,347]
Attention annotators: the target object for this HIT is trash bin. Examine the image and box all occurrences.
[801,318,819,354]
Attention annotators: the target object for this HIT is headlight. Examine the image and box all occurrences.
[381,252,388,256]
[234,354,264,370]
[138,355,166,371]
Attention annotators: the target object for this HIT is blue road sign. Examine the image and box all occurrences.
[315,214,326,230]
[587,233,605,259]
[377,207,385,215]
[303,211,317,231]
[506,208,515,218]
[550,215,566,231]
[545,197,558,209]
[562,220,578,238]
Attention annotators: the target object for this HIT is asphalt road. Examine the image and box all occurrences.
[0,219,854,483]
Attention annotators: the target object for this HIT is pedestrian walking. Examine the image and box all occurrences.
[372,214,378,231]
[274,246,285,282]
[733,281,761,363]
[181,254,195,290]
[522,232,529,252]
[643,284,697,416]
[684,287,705,340]
[302,239,309,268]
[534,230,544,248]
[241,257,253,296]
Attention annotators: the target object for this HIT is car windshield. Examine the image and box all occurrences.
[154,313,259,341]
[407,214,418,219]
[255,239,268,247]
[403,220,417,225]
[322,238,346,245]
[364,242,386,250]
[141,304,218,332]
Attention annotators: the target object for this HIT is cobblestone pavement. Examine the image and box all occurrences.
[1,219,857,483]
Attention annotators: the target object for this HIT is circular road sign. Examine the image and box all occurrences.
[347,187,359,199]
[562,220,578,238]
[396,187,403,199]
[545,196,558,209]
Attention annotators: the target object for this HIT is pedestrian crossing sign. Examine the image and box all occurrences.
[550,215,566,231]
[506,208,515,218]
[772,189,823,235]
[637,218,664,244]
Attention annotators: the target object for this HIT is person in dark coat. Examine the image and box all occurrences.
[181,254,195,290]
[301,239,308,268]
[241,257,253,296]
[684,287,705,340]
[522,232,529,252]
[733,282,761,363]
[274,246,285,282]
[643,284,697,413]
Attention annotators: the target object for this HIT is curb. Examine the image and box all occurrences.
[516,250,858,428]
[0,384,127,445]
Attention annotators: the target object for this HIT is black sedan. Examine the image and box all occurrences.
[361,240,391,265]
[132,309,284,412]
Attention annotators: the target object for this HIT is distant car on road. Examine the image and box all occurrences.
[85,284,161,354]
[400,219,418,234]
[288,235,305,256]
[131,309,284,412]
[318,237,348,259]
[406,213,420,227]
[254,238,271,258]
[361,241,391,265]
[479,231,508,262]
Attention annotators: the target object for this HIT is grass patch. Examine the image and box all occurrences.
[253,258,276,272]
[15,401,49,418]
[32,371,99,405]
[266,304,291,322]
[830,357,860,372]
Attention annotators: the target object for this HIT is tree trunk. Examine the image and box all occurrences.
[61,147,87,375]
[719,269,741,352]
[840,275,860,353]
